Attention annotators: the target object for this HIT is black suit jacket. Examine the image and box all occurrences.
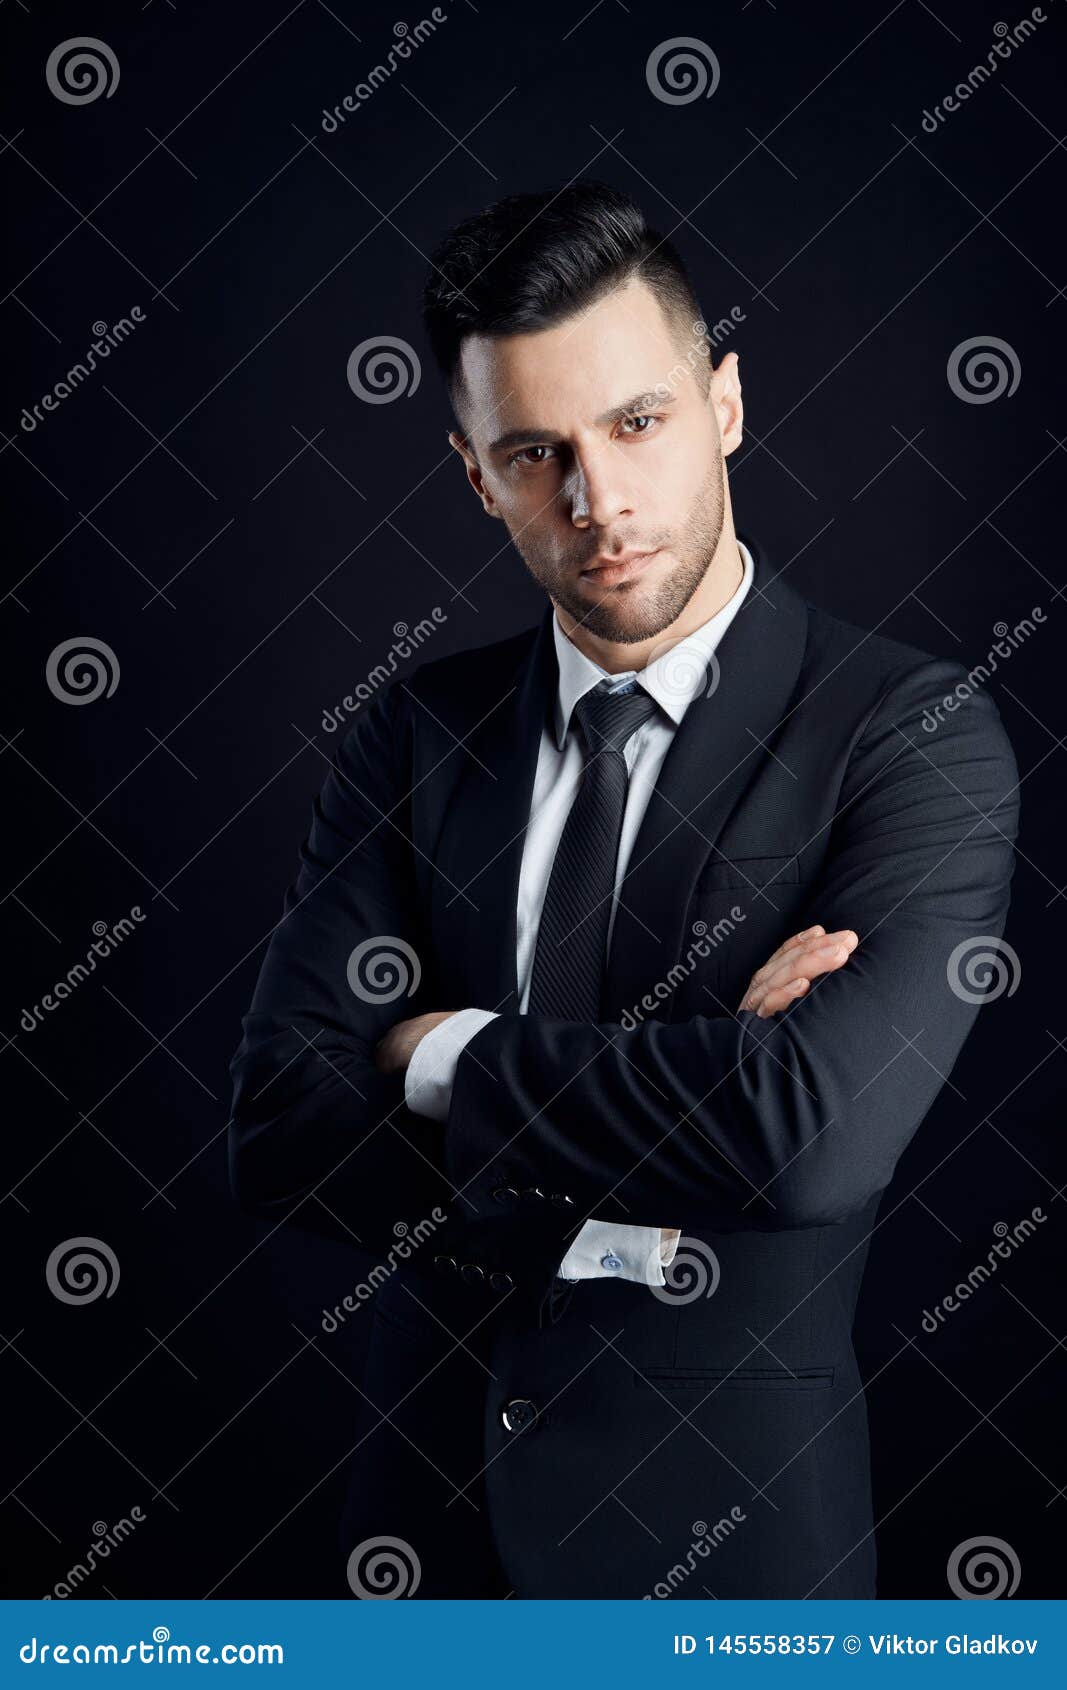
[228,535,1019,1597]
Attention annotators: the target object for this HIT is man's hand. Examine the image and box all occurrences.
[375,1010,459,1076]
[739,925,859,1019]
[374,927,858,1068]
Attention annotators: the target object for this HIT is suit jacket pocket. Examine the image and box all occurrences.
[633,1364,834,1392]
[694,853,801,893]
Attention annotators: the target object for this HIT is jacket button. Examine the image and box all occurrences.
[460,1262,486,1287]
[489,1271,514,1294]
[550,1192,575,1209]
[491,1185,519,1205]
[501,1397,538,1434]
[433,1254,457,1275]
[520,1186,546,1203]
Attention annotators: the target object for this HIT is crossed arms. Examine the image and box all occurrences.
[228,656,1019,1256]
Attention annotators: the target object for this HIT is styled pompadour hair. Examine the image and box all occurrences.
[422,179,709,430]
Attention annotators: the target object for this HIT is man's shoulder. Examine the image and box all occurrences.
[799,587,977,713]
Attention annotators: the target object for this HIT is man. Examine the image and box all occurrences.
[228,182,1019,1598]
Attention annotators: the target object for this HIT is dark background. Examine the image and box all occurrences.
[2,0,1063,1599]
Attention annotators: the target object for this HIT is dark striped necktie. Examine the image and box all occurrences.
[526,677,663,1022]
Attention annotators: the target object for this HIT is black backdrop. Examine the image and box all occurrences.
[2,0,1064,1600]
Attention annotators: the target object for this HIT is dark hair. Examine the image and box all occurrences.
[422,180,709,430]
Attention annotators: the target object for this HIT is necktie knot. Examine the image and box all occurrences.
[573,678,661,761]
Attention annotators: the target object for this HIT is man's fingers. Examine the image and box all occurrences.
[759,925,824,972]
[739,931,860,1015]
[746,944,850,1009]
[748,928,856,990]
[750,977,809,1018]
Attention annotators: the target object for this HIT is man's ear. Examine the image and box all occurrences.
[448,430,503,519]
[710,351,743,457]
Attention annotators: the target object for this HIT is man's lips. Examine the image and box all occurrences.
[579,549,660,585]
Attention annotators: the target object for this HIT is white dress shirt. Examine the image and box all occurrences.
[405,541,755,1285]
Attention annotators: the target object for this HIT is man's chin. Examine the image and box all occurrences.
[558,590,670,645]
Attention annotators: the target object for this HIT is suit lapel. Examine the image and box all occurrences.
[601,534,809,1020]
[441,605,557,1014]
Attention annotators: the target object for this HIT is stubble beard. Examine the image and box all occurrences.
[512,456,726,646]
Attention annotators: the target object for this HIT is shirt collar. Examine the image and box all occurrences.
[550,539,755,750]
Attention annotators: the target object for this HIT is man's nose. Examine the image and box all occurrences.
[567,442,636,530]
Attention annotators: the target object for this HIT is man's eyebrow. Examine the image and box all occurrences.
[486,389,679,454]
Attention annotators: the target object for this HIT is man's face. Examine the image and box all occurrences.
[452,278,734,645]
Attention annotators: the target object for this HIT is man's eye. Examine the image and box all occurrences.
[510,444,556,467]
[618,413,659,436]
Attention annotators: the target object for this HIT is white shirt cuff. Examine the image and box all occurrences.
[403,1007,499,1121]
[557,1219,678,1287]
